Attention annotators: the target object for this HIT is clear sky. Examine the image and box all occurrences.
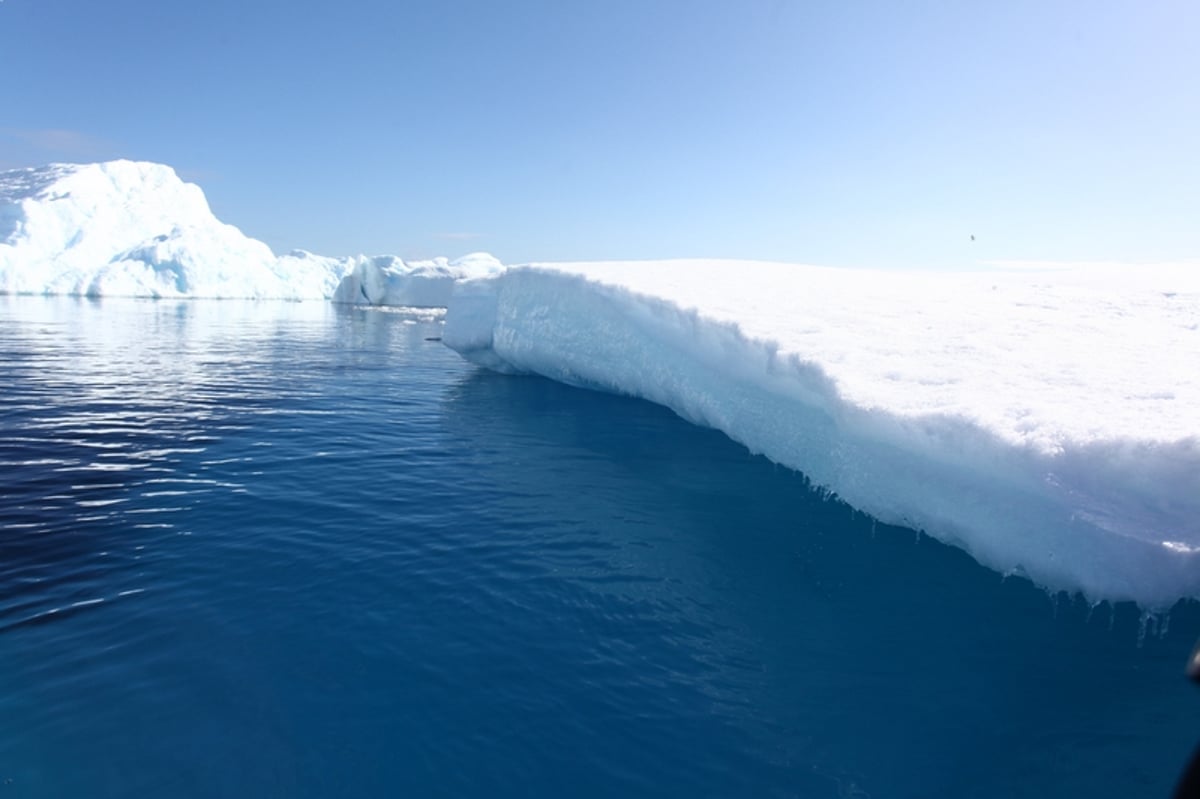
[2,0,1197,268]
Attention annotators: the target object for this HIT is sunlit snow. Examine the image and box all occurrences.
[443,260,1200,609]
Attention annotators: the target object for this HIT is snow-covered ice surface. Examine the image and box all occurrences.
[0,160,499,304]
[444,260,1200,609]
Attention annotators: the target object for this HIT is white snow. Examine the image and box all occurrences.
[0,160,499,304]
[443,259,1200,609]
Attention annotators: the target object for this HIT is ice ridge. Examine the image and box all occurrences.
[443,261,1200,609]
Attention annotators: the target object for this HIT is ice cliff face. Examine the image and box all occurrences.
[0,160,499,304]
[443,260,1200,609]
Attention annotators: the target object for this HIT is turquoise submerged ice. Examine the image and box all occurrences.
[444,260,1200,609]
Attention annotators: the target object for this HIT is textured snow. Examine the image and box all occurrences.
[0,160,499,304]
[444,260,1200,608]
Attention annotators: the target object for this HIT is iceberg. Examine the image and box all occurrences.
[443,260,1200,609]
[0,160,499,304]
[331,252,504,307]
[5,158,1197,607]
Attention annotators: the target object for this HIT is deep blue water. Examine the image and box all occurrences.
[1,296,1197,799]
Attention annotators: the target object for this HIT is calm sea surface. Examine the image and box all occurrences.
[1,296,1197,798]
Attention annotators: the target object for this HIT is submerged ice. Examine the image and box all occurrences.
[443,260,1200,609]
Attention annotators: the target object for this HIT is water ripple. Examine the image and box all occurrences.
[1,297,1197,799]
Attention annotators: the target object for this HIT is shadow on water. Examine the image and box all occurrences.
[442,369,1200,798]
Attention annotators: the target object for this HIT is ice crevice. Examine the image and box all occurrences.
[443,262,1200,610]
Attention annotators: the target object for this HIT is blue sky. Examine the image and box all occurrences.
[2,0,1197,267]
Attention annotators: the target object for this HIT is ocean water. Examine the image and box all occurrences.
[0,296,1197,799]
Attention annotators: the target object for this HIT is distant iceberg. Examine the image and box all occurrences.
[443,260,1200,609]
[0,160,499,304]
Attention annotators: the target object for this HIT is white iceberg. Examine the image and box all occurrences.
[331,252,504,307]
[6,158,1197,607]
[443,259,1200,609]
[0,160,499,304]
